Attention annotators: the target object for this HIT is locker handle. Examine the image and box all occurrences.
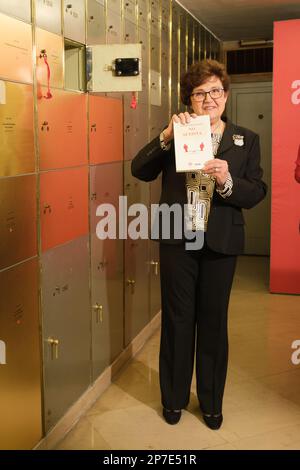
[47,337,59,360]
[150,260,159,276]
[43,204,52,214]
[127,279,136,294]
[94,303,103,323]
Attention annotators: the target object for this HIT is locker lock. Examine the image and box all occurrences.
[127,279,136,294]
[47,337,59,360]
[94,303,103,323]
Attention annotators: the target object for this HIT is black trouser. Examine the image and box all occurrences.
[159,241,237,413]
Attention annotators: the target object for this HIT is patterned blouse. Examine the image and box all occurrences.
[185,132,223,232]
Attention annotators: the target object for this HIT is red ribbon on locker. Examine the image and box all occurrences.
[39,49,53,100]
[130,92,137,109]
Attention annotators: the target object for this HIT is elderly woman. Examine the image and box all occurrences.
[131,60,267,429]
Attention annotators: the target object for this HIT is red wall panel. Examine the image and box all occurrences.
[270,20,300,294]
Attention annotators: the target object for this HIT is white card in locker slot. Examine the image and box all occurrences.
[0,80,6,104]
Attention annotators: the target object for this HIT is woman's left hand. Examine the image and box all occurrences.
[202,158,229,188]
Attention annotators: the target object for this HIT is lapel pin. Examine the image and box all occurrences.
[233,134,244,146]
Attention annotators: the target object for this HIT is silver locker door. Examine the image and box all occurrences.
[0,0,31,22]
[227,82,272,255]
[124,160,150,345]
[149,174,162,319]
[0,258,42,450]
[35,0,61,35]
[87,0,106,45]
[64,0,86,44]
[41,235,91,432]
[90,162,124,380]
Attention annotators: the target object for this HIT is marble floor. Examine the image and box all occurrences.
[56,256,300,450]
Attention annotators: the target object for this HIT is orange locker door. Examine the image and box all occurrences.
[36,28,64,90]
[89,95,123,164]
[38,89,87,170]
[40,166,89,251]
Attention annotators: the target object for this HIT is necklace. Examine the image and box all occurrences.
[211,120,223,134]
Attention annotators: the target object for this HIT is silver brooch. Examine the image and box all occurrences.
[233,134,244,146]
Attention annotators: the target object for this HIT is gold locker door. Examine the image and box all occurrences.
[0,13,32,83]
[0,258,42,450]
[0,81,35,177]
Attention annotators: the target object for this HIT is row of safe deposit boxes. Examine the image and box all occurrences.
[0,85,162,449]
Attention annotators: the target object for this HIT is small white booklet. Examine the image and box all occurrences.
[173,115,214,172]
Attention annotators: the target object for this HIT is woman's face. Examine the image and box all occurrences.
[190,75,228,123]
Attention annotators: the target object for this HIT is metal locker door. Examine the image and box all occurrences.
[187,18,194,66]
[150,0,160,22]
[0,81,35,177]
[150,15,160,39]
[41,235,91,432]
[106,8,122,44]
[36,28,64,89]
[89,95,123,165]
[108,0,121,15]
[150,34,160,72]
[200,26,206,60]
[0,0,31,23]
[0,258,42,450]
[64,0,86,44]
[124,160,150,345]
[40,166,89,252]
[161,0,169,26]
[0,175,37,271]
[138,27,149,105]
[194,24,200,62]
[90,162,124,380]
[90,162,124,379]
[0,14,32,84]
[124,19,137,44]
[87,0,106,45]
[150,70,161,106]
[35,0,61,35]
[206,31,211,59]
[124,237,150,345]
[124,0,137,23]
[149,174,161,318]
[38,89,88,170]
[124,97,137,161]
[137,0,149,31]
[135,102,149,152]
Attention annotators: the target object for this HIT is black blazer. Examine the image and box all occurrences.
[131,118,267,255]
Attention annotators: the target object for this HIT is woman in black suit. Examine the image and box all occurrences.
[131,60,267,429]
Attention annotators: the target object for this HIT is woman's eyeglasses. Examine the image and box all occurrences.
[190,88,224,101]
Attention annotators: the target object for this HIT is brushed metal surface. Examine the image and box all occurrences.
[89,95,123,165]
[124,160,150,345]
[90,163,124,378]
[0,175,37,270]
[35,0,61,34]
[38,88,87,170]
[106,8,121,44]
[40,166,89,251]
[36,28,64,89]
[0,81,35,177]
[64,0,86,44]
[0,258,42,450]
[87,0,106,45]
[41,235,91,432]
[0,13,32,83]
[0,0,31,23]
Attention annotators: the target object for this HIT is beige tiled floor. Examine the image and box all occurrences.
[56,256,300,450]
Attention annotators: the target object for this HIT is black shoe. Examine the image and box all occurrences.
[202,412,223,430]
[163,408,182,425]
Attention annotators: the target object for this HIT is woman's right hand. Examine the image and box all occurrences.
[163,112,198,143]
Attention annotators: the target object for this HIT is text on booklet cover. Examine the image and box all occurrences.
[173,115,214,172]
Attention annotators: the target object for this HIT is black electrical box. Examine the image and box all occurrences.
[114,58,140,76]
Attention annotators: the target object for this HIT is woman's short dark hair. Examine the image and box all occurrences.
[180,59,230,106]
